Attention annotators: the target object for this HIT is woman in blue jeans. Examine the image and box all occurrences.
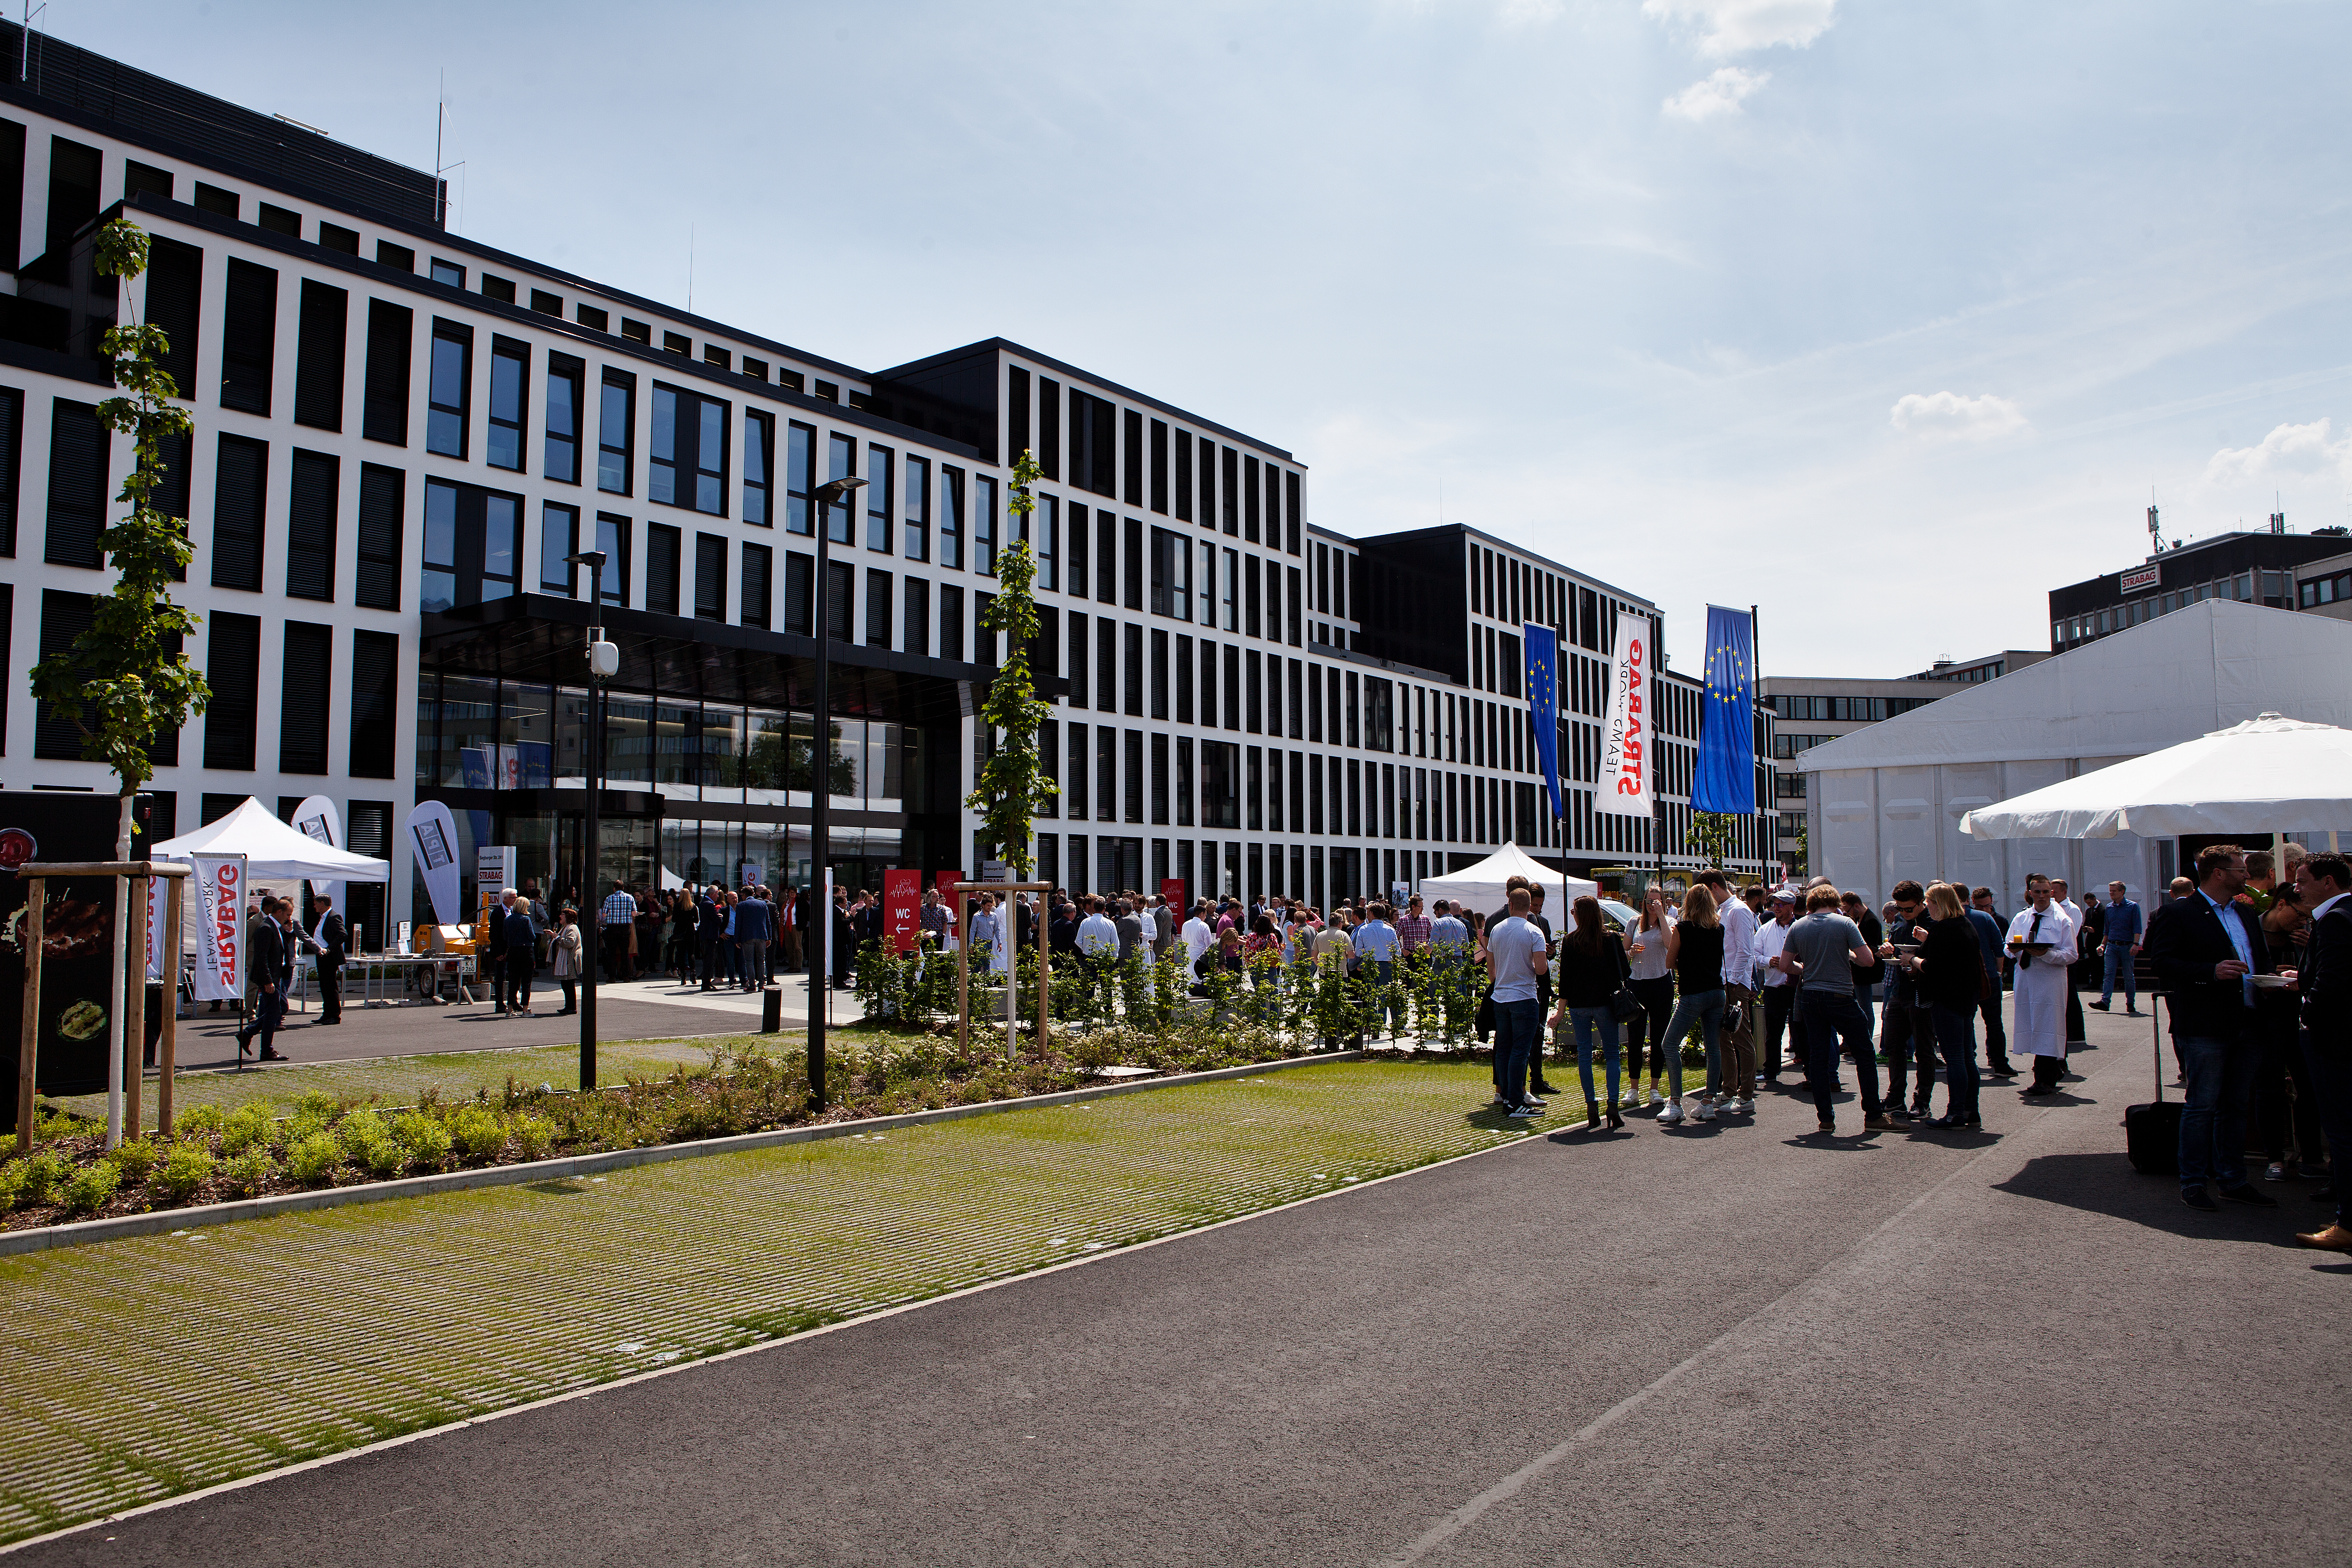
[1550,896,1632,1131]
[1624,889,1678,1110]
[1659,885,1728,1126]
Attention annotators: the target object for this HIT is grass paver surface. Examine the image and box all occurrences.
[0,1058,1542,1546]
[42,1036,791,1124]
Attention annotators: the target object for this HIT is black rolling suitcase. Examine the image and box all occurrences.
[2124,999,2179,1174]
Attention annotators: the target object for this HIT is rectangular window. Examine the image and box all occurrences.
[1244,455,1260,543]
[1221,547,1239,630]
[349,628,400,779]
[43,398,108,569]
[1069,502,1091,597]
[1199,638,1217,728]
[1152,733,1171,823]
[1067,612,1088,707]
[545,353,583,483]
[1199,542,1216,627]
[647,522,682,614]
[1176,736,1194,825]
[1307,661,1323,741]
[361,299,411,446]
[825,432,857,543]
[1246,746,1264,831]
[220,257,277,415]
[1039,377,1061,479]
[904,454,930,561]
[1174,428,1193,521]
[1287,566,1302,647]
[598,371,635,494]
[1150,525,1191,619]
[1149,418,1168,513]
[32,589,92,759]
[864,444,894,551]
[728,409,770,528]
[378,241,415,272]
[1123,407,1144,505]
[1124,622,1143,715]
[420,478,521,613]
[784,550,813,634]
[286,448,338,601]
[974,474,997,574]
[1246,555,1262,638]
[1285,471,1301,556]
[939,465,963,570]
[427,320,471,457]
[356,463,403,609]
[1150,628,1170,719]
[1125,729,1145,823]
[596,514,631,606]
[1036,492,1058,590]
[279,621,333,774]
[293,279,347,431]
[1098,509,1119,603]
[1006,366,1030,468]
[866,568,892,647]
[142,237,202,405]
[939,583,964,660]
[1367,678,1394,753]
[1224,644,1242,732]
[742,542,772,629]
[210,432,266,590]
[1221,446,1239,535]
[1288,659,1304,740]
[1097,617,1116,711]
[1176,633,1194,723]
[1346,671,1361,748]
[1068,724,1088,821]
[784,419,815,535]
[902,576,929,655]
[202,610,260,770]
[1199,437,1216,534]
[486,337,528,470]
[1246,650,1263,734]
[650,383,730,515]
[1124,514,1144,609]
[695,533,726,620]
[1203,741,1240,829]
[540,501,580,594]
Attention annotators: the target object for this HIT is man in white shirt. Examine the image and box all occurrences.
[1077,895,1121,966]
[1754,889,1804,1082]
[1485,889,1552,1117]
[2051,877,2089,1045]
[1181,901,1215,972]
[1699,869,1757,1098]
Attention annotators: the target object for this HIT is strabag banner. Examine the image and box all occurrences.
[191,854,247,1002]
[1598,614,1654,820]
[405,801,463,927]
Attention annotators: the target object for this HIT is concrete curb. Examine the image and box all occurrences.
[1,1050,1368,1258]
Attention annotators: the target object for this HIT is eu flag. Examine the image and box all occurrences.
[1693,605,1755,814]
[1522,622,1564,820]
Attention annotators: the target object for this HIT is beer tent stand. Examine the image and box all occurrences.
[13,861,188,1153]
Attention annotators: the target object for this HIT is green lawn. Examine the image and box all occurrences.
[0,1058,1547,1545]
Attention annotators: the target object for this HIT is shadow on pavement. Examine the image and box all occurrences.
[1994,1151,2320,1246]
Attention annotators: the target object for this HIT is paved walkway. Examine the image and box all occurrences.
[9,1007,2342,1565]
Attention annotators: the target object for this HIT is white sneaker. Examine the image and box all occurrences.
[1657,1101,1684,1126]
[1694,1101,1716,1122]
[1738,1098,1756,1114]
[1646,1084,1664,1108]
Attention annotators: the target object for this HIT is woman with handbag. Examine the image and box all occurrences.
[1659,885,1729,1124]
[549,908,584,1016]
[1625,888,1677,1111]
[1550,895,1633,1130]
[1898,882,1985,1129]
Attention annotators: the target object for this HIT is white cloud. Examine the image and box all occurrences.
[1662,66,1769,121]
[1642,0,1838,58]
[1889,391,2030,441]
[2202,418,2349,486]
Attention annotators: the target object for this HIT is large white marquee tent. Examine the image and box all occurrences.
[1796,600,2352,907]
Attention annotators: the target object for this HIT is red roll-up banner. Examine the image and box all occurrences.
[885,869,923,953]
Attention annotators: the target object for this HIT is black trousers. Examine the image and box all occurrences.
[317,960,342,1022]
[1979,989,2010,1070]
[1762,984,1802,1076]
[2258,1006,2321,1164]
[2031,1049,2067,1091]
[2065,973,2085,1044]
[1626,976,1676,1080]
[507,952,534,1011]
[700,937,724,987]
[1882,999,1938,1109]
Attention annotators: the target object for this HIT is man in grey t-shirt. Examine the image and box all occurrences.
[1485,889,1552,1117]
[1774,887,1887,1134]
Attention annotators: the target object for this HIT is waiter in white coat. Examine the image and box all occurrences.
[2008,873,2079,1096]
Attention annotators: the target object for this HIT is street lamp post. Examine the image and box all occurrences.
[807,475,867,1110]
[566,549,614,1089]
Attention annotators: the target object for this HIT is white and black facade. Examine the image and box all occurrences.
[0,28,1775,938]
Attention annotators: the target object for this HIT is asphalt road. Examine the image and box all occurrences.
[25,1010,2344,1567]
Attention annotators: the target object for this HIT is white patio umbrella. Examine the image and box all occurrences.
[1959,713,2352,840]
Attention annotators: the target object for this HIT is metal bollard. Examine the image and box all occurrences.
[761,985,782,1034]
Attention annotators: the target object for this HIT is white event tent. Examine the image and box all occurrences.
[1961,714,2352,843]
[152,797,391,882]
[1421,843,1597,916]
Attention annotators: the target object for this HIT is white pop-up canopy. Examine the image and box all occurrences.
[1421,843,1598,916]
[152,796,392,880]
[1960,713,2352,841]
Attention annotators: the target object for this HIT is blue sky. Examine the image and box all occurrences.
[64,0,2352,675]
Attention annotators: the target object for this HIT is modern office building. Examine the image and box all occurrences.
[2045,517,2343,654]
[0,26,1776,940]
[1759,649,2050,874]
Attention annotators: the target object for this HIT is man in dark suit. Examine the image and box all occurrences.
[308,894,348,1025]
[235,900,291,1062]
[2291,852,2352,1250]
[2146,843,2275,1212]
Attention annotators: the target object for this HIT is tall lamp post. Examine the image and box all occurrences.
[806,475,867,1110]
[566,549,615,1088]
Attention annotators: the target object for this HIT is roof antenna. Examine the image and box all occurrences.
[688,225,694,315]
[2146,485,2164,556]
[21,1,44,93]
[2270,491,2285,535]
[433,71,465,231]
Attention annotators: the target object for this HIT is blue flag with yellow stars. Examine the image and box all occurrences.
[1522,622,1564,820]
[1694,605,1756,815]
